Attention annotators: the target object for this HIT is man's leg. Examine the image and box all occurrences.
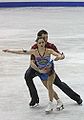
[53,74,82,104]
[24,66,39,106]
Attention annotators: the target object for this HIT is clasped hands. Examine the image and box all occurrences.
[54,52,65,61]
[39,67,50,74]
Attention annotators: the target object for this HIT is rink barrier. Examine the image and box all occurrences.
[0,2,84,8]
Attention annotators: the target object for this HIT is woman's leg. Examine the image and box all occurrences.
[42,78,54,112]
[47,73,55,101]
[42,73,59,101]
[42,73,64,111]
[48,73,64,110]
[42,78,54,101]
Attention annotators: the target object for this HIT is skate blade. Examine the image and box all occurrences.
[45,109,53,114]
[57,105,64,111]
[30,103,39,108]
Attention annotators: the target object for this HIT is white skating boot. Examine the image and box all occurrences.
[45,101,53,113]
[57,99,64,110]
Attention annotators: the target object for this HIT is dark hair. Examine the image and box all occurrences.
[35,36,45,42]
[37,30,48,37]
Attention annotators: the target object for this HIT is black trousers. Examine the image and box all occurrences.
[24,66,80,102]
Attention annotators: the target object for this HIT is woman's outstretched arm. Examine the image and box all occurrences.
[2,49,35,55]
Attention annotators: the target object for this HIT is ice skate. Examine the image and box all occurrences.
[45,101,53,114]
[56,99,64,111]
[29,98,39,107]
[77,98,83,105]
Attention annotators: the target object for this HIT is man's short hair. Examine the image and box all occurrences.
[37,30,48,37]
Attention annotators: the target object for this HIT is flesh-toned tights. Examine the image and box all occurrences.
[42,72,59,102]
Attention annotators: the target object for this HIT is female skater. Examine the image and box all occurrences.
[3,36,64,112]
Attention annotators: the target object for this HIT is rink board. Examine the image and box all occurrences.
[0,2,84,7]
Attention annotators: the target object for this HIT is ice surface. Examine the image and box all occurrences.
[0,7,84,120]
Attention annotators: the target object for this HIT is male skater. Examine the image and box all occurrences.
[24,30,83,106]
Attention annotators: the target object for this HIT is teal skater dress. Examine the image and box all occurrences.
[35,55,54,80]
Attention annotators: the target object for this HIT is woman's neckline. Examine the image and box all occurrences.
[37,48,46,57]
